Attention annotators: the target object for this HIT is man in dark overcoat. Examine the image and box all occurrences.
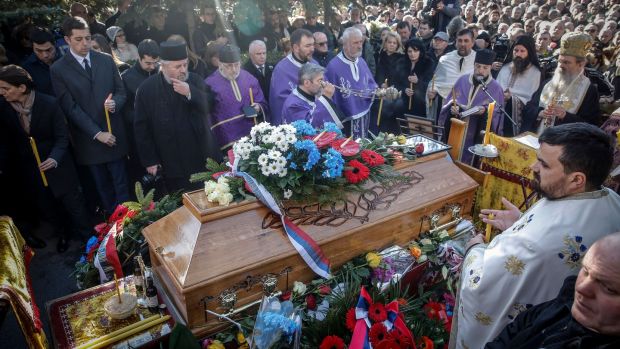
[50,16,129,214]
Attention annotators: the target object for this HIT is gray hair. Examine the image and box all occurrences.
[298,63,325,85]
[341,27,363,44]
[249,40,266,52]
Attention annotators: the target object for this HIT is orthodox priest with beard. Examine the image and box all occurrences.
[523,33,601,134]
[134,41,218,193]
[438,49,504,164]
[205,44,268,151]
[496,35,542,136]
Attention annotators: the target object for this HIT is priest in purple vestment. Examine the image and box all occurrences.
[281,63,344,129]
[269,29,317,125]
[205,45,268,150]
[324,27,378,139]
[438,49,504,164]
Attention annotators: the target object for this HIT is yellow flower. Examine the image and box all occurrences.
[366,252,382,268]
[409,246,422,259]
[207,340,225,349]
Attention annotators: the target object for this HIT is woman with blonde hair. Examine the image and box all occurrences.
[372,31,406,134]
[167,34,209,78]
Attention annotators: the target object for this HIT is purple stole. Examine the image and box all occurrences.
[269,54,318,125]
[281,88,343,129]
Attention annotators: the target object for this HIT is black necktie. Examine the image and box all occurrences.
[459,57,464,71]
[84,58,92,76]
[259,65,265,76]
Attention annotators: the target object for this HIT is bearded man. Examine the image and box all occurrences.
[134,41,217,192]
[438,49,504,164]
[269,29,317,125]
[496,35,542,136]
[453,123,620,349]
[324,27,377,138]
[524,33,601,134]
[205,44,268,150]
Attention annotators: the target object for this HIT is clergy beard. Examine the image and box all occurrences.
[512,57,529,75]
[531,171,567,199]
[219,67,240,81]
[548,66,579,92]
[162,71,188,83]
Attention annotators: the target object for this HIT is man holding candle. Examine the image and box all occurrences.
[0,65,91,252]
[205,44,268,151]
[437,48,504,164]
[453,123,620,349]
[51,16,129,215]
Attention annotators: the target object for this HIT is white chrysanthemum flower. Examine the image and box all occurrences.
[275,156,287,167]
[283,189,293,199]
[279,124,296,135]
[285,133,296,143]
[258,153,269,166]
[215,182,230,194]
[218,192,234,206]
[267,149,283,160]
[277,167,288,177]
[260,164,272,176]
[204,180,217,196]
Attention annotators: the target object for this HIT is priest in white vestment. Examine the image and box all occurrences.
[426,28,476,122]
[496,35,542,136]
[453,123,620,349]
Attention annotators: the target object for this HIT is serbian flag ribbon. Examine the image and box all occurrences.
[228,152,331,279]
[350,286,373,349]
[384,301,416,348]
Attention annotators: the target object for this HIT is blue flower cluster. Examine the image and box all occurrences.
[254,312,300,346]
[80,236,99,263]
[322,122,343,136]
[293,140,321,171]
[291,120,317,136]
[321,148,344,178]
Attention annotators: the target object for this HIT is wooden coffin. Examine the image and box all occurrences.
[142,152,478,336]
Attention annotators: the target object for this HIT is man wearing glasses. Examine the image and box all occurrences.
[22,27,60,96]
[312,32,334,68]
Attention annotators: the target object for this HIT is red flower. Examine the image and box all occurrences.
[318,284,332,295]
[369,302,388,322]
[369,323,390,346]
[331,137,361,156]
[424,302,446,321]
[319,335,345,349]
[360,150,385,167]
[279,290,292,301]
[345,308,357,332]
[344,160,370,184]
[375,339,401,349]
[306,294,317,310]
[108,204,128,223]
[392,330,414,349]
[418,336,434,349]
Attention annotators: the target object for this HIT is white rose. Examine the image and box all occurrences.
[218,192,234,206]
[204,180,217,195]
[420,238,433,246]
[207,191,220,202]
[293,281,307,295]
[215,182,230,194]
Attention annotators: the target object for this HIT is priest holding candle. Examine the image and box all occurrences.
[437,49,504,164]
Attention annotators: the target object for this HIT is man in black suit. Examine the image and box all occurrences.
[0,65,91,252]
[51,16,129,215]
[243,40,273,100]
[21,27,60,96]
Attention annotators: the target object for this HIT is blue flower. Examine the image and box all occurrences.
[322,122,343,136]
[85,236,98,253]
[321,148,344,178]
[291,120,316,136]
[293,140,321,171]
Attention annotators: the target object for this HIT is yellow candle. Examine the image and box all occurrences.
[29,137,48,187]
[485,213,494,242]
[249,88,256,125]
[376,79,388,127]
[616,129,620,146]
[408,82,413,110]
[313,130,326,142]
[483,102,496,145]
[114,273,122,303]
[341,136,352,147]
[76,315,169,349]
[104,107,112,133]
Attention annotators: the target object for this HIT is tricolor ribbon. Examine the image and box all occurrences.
[350,286,373,349]
[384,301,416,348]
[224,150,331,279]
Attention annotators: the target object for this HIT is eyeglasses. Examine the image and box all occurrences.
[316,42,328,46]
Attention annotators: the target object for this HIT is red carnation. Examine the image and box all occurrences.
[392,330,414,349]
[375,339,401,349]
[369,302,388,323]
[109,204,128,223]
[360,150,385,167]
[344,160,370,184]
[369,323,390,346]
[345,308,357,332]
[279,290,292,301]
[306,294,317,310]
[418,336,434,349]
[318,284,332,295]
[319,335,345,349]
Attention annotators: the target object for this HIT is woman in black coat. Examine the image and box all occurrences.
[402,38,436,119]
[372,31,407,135]
[0,65,91,252]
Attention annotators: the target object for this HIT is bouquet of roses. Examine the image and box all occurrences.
[229,121,399,204]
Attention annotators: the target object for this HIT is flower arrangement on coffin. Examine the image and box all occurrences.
[190,121,413,205]
[73,183,181,289]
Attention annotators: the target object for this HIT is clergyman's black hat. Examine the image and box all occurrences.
[475,49,496,65]
[160,41,187,61]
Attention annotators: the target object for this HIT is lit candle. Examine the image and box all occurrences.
[113,273,122,303]
[29,137,48,187]
[483,102,496,145]
[104,93,113,134]
[485,213,494,242]
[408,82,413,110]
